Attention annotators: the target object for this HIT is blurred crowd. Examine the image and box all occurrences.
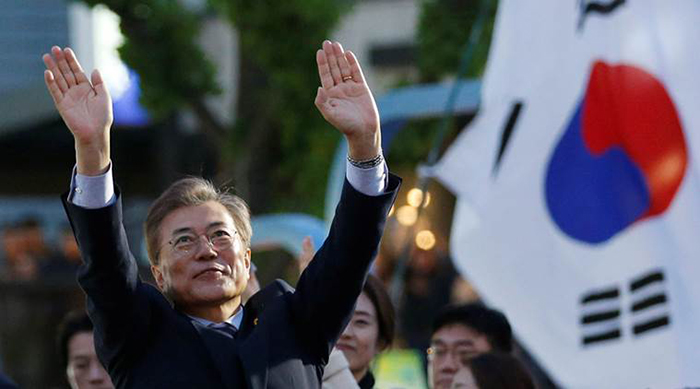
[0,218,81,283]
[0,215,545,389]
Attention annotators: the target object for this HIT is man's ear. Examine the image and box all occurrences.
[151,264,165,291]
[245,249,252,280]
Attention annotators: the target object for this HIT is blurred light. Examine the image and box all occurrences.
[415,230,436,250]
[388,205,395,217]
[92,5,150,126]
[93,6,130,100]
[407,188,422,207]
[112,70,150,126]
[407,188,431,208]
[396,206,418,226]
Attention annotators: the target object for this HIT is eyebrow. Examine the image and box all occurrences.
[171,222,228,237]
[353,310,375,318]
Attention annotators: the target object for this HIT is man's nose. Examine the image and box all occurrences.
[440,352,459,371]
[194,236,217,259]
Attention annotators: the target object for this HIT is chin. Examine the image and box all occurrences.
[194,285,238,303]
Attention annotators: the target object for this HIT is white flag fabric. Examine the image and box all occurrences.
[434,1,700,387]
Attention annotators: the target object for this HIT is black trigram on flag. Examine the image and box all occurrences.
[579,268,670,346]
[580,285,622,345]
[629,269,670,336]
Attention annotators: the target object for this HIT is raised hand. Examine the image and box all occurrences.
[315,41,381,161]
[43,46,112,175]
[297,236,316,274]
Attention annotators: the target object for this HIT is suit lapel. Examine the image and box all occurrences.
[238,302,269,389]
[180,283,283,389]
[189,318,240,389]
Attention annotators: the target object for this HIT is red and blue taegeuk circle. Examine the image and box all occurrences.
[545,61,688,244]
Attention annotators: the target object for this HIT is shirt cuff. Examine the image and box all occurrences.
[345,159,388,196]
[68,163,116,209]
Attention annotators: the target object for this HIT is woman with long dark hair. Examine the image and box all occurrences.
[335,274,395,389]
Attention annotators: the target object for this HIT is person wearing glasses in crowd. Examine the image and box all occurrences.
[427,304,513,389]
[43,39,399,389]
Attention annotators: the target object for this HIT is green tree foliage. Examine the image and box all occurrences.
[209,0,350,214]
[388,0,498,171]
[417,0,498,81]
[78,0,219,122]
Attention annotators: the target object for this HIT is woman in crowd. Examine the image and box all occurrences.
[451,352,535,389]
[298,238,395,389]
[335,274,395,389]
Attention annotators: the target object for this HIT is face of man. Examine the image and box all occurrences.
[428,324,492,389]
[66,332,113,389]
[151,201,251,310]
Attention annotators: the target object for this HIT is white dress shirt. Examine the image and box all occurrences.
[69,159,387,208]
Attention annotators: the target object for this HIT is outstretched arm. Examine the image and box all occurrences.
[46,48,147,370]
[43,46,112,176]
[315,40,381,162]
[294,41,399,361]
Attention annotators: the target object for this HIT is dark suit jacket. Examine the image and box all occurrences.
[62,175,400,389]
[0,372,17,389]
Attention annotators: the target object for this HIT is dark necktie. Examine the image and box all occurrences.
[209,323,239,339]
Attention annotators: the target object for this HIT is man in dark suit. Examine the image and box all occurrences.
[42,41,399,388]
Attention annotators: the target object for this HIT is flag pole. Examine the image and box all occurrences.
[390,0,492,306]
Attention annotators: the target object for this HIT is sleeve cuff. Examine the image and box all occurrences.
[345,159,388,196]
[68,163,116,209]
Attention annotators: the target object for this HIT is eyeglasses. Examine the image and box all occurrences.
[426,344,478,366]
[157,229,238,259]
